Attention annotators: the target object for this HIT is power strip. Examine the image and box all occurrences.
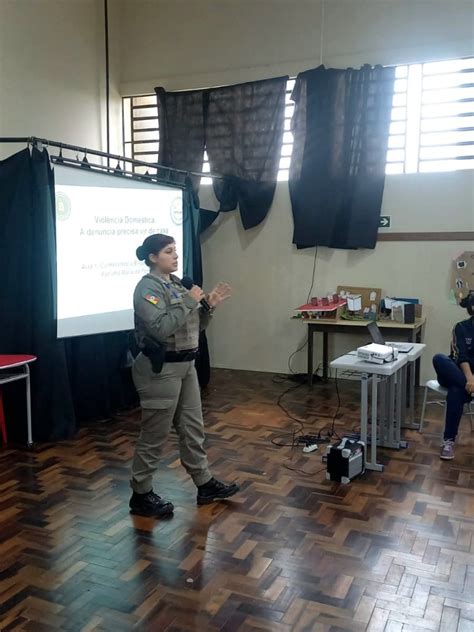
[298,434,331,445]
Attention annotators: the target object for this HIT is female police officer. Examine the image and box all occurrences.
[129,233,239,517]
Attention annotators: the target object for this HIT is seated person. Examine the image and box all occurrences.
[433,292,474,460]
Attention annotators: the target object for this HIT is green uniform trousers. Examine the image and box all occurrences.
[130,353,212,493]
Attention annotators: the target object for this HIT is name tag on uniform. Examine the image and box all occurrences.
[169,287,183,305]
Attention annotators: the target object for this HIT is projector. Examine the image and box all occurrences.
[356,343,398,364]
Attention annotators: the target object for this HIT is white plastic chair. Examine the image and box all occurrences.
[419,379,474,433]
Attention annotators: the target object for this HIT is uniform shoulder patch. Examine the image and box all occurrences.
[144,293,160,305]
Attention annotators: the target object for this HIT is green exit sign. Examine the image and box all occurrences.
[379,215,391,229]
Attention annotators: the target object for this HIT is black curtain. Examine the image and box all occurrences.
[206,76,288,229]
[0,148,141,443]
[155,87,205,193]
[183,177,204,286]
[64,332,137,422]
[290,64,395,249]
[0,147,208,441]
[0,148,75,441]
[182,177,210,387]
[156,77,288,230]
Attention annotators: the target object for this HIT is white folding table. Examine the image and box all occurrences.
[330,353,408,472]
[401,343,426,429]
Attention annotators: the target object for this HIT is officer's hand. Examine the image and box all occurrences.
[465,379,474,395]
[189,285,205,303]
[208,282,232,307]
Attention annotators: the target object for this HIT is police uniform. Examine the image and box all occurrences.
[130,272,213,494]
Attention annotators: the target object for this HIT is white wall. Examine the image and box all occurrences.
[118,0,474,381]
[0,0,122,160]
[119,0,474,93]
[199,186,473,377]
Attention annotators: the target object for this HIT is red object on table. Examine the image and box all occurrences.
[0,355,37,445]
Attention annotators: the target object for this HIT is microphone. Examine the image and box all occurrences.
[181,276,212,312]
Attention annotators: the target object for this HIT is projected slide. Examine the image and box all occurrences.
[55,166,183,338]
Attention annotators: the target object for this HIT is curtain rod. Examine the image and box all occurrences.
[146,54,474,97]
[104,0,111,169]
[0,136,226,181]
[49,155,187,190]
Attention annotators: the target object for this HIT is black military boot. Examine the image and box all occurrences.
[197,478,240,505]
[129,490,174,517]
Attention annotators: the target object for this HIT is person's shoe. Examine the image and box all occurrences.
[440,439,455,460]
[129,490,174,517]
[197,478,240,505]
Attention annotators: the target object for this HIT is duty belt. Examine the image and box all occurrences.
[164,348,199,362]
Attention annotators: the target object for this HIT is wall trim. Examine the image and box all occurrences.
[378,232,474,242]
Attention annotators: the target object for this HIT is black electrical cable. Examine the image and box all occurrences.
[274,247,319,386]
[330,369,342,439]
[306,247,319,303]
[283,463,327,476]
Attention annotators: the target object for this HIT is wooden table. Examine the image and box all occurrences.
[297,317,426,386]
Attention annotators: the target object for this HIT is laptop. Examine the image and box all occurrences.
[367,321,414,353]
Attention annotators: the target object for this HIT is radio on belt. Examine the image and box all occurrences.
[326,438,365,484]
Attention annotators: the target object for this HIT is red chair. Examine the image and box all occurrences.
[0,355,37,447]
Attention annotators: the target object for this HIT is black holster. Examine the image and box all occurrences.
[142,337,166,374]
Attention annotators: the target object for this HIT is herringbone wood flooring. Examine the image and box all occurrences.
[0,370,473,632]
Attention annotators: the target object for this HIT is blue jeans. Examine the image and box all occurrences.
[433,354,471,440]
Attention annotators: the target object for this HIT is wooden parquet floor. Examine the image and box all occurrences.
[0,369,474,632]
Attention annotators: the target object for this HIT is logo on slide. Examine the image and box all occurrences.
[56,192,72,221]
[170,197,183,226]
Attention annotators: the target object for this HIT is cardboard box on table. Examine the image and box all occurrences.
[337,286,382,320]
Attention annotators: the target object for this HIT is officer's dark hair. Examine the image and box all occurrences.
[136,234,175,268]
[460,292,474,316]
